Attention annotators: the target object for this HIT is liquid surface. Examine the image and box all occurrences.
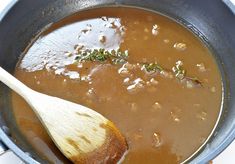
[12,7,222,164]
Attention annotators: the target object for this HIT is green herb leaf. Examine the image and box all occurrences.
[75,48,128,64]
[143,63,163,72]
[74,48,202,87]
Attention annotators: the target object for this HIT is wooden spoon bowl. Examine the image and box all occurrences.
[0,67,128,163]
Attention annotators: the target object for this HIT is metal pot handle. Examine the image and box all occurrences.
[223,0,235,14]
[0,140,8,155]
[0,0,18,22]
[0,140,24,163]
[0,0,25,162]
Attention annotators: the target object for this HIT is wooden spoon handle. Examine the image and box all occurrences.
[0,67,31,97]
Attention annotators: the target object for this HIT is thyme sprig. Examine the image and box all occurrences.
[75,48,128,64]
[74,48,202,86]
[172,61,202,86]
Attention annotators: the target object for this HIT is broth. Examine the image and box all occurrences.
[11,7,222,163]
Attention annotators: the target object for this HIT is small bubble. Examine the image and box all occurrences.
[127,84,136,92]
[127,84,140,93]
[118,67,129,77]
[161,71,174,79]
[86,88,95,98]
[196,63,206,72]
[144,28,149,33]
[125,63,136,70]
[146,81,151,86]
[123,77,130,85]
[133,133,143,141]
[170,108,181,122]
[163,39,170,43]
[81,76,91,82]
[127,78,145,93]
[196,111,207,121]
[174,42,187,51]
[64,71,80,79]
[77,63,83,68]
[211,86,216,93]
[134,78,145,88]
[174,117,180,122]
[150,78,158,85]
[136,82,144,89]
[152,24,159,36]
[54,68,65,75]
[153,24,159,30]
[152,132,162,148]
[138,128,143,132]
[152,102,162,111]
[87,89,92,94]
[186,81,194,89]
[134,21,139,25]
[129,102,138,112]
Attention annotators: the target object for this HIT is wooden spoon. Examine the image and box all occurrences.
[0,67,128,163]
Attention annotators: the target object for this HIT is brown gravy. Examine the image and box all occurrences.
[11,7,222,163]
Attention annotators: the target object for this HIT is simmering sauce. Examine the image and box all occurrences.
[11,7,222,163]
